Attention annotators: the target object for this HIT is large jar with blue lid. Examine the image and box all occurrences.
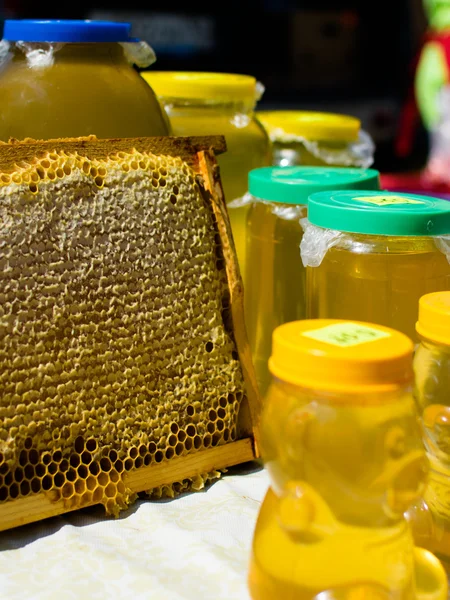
[301,191,450,341]
[246,166,380,395]
[0,20,170,140]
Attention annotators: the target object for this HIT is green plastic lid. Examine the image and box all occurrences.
[248,166,380,205]
[308,190,450,236]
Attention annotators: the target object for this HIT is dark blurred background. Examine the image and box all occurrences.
[0,0,429,172]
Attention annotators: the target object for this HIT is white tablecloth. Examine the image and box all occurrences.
[0,463,268,600]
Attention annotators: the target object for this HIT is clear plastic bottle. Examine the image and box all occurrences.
[249,319,447,600]
[246,166,380,396]
[141,71,271,277]
[302,191,450,342]
[0,20,170,140]
[410,292,450,574]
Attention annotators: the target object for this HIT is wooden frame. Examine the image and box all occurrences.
[0,136,261,532]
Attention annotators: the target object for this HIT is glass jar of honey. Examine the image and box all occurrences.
[246,166,380,395]
[141,71,271,276]
[302,191,450,341]
[256,110,374,168]
[0,20,169,140]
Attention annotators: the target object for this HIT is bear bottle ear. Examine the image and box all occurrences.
[277,481,317,538]
[277,481,336,543]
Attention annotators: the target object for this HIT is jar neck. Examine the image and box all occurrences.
[160,96,257,115]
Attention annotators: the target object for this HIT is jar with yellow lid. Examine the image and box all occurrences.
[0,20,170,140]
[257,110,374,168]
[409,292,450,573]
[246,166,380,396]
[249,319,447,600]
[141,71,271,275]
[302,191,450,341]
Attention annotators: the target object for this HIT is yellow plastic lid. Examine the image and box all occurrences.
[417,292,450,346]
[269,320,414,394]
[141,71,258,103]
[257,110,361,143]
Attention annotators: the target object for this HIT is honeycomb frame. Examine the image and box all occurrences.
[0,136,260,532]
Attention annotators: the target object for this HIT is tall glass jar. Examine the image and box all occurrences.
[246,166,380,396]
[249,319,446,600]
[141,71,272,277]
[257,110,374,168]
[0,20,170,140]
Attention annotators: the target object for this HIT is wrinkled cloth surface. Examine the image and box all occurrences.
[0,464,268,600]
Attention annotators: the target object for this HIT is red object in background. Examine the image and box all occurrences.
[381,172,450,200]
[396,30,450,158]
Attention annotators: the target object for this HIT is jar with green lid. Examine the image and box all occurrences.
[302,191,450,341]
[257,110,374,168]
[0,20,170,140]
[141,71,272,276]
[410,292,450,573]
[246,166,380,395]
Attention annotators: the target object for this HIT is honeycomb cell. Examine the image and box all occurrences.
[9,483,19,499]
[77,465,88,478]
[186,425,196,437]
[54,473,65,487]
[0,145,247,515]
[98,472,108,487]
[75,479,86,495]
[86,476,97,492]
[81,451,91,465]
[100,458,112,472]
[85,439,97,452]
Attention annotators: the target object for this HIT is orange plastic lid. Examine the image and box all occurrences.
[417,292,450,346]
[269,320,414,393]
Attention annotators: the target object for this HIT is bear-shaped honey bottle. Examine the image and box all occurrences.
[249,320,447,600]
[409,292,450,574]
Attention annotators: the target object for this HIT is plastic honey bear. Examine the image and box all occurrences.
[249,320,448,600]
[409,292,450,573]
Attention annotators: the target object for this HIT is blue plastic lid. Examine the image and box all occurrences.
[2,20,137,43]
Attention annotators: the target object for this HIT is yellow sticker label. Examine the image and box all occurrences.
[353,195,425,206]
[302,323,390,348]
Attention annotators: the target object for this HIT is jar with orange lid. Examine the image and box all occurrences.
[249,319,447,600]
[0,20,170,140]
[409,292,450,573]
[141,71,271,276]
[256,110,374,168]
